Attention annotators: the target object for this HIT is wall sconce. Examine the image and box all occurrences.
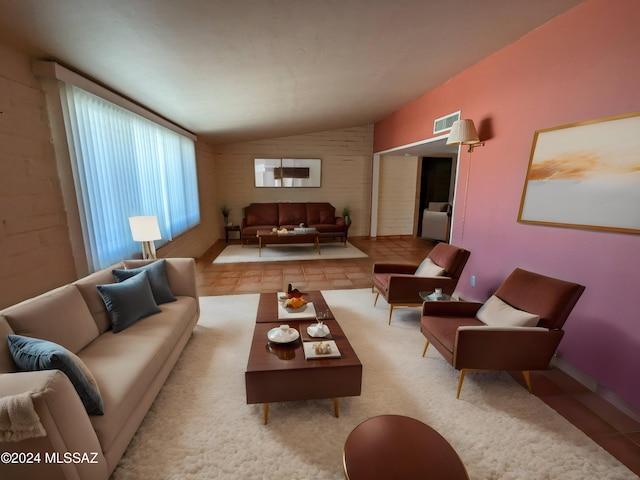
[128,216,161,260]
[446,119,485,152]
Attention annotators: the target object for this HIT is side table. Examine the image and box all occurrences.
[343,415,469,480]
[224,224,240,243]
[419,290,453,301]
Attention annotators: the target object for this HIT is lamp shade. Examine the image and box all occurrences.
[129,216,161,242]
[446,119,480,146]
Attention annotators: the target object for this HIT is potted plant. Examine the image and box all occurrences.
[342,206,351,226]
[221,204,231,225]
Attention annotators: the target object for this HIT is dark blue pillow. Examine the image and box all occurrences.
[7,334,104,415]
[97,270,160,333]
[112,259,176,305]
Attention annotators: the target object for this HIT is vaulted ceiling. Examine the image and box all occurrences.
[0,0,582,145]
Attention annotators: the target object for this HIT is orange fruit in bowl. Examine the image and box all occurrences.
[285,297,307,309]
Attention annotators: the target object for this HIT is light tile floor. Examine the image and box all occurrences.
[196,235,640,476]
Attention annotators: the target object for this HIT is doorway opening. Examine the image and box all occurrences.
[417,156,455,240]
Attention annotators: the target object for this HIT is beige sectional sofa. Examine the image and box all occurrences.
[0,258,199,480]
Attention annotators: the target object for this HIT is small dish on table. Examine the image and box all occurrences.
[267,325,300,344]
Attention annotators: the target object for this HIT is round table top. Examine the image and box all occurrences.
[343,415,469,480]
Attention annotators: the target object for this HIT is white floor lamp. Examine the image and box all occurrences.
[129,216,161,260]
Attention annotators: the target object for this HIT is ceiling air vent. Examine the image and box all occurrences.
[433,111,460,134]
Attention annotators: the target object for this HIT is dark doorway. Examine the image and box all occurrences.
[417,157,453,237]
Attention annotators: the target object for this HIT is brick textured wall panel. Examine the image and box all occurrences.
[0,42,76,308]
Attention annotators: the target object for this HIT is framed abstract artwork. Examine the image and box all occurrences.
[254,158,321,187]
[518,112,640,234]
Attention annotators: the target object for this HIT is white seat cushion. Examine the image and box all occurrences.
[476,295,540,327]
[414,257,445,277]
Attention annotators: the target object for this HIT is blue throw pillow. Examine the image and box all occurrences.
[112,259,176,305]
[7,334,104,415]
[97,270,161,333]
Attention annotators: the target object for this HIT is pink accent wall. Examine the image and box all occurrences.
[374,0,640,408]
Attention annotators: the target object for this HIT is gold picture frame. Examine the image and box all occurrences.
[518,112,640,234]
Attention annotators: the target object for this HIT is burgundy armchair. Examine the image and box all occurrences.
[421,268,585,398]
[372,243,470,325]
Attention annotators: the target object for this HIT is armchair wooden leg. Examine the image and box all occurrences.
[522,371,533,393]
[388,306,394,325]
[456,369,467,399]
[373,291,379,306]
[422,339,429,357]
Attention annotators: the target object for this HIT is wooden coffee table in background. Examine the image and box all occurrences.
[245,291,362,424]
[255,228,320,256]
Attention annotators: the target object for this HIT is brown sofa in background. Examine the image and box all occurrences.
[241,202,349,244]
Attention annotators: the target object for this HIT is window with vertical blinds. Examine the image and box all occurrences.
[60,84,200,271]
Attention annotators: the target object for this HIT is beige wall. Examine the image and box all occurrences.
[0,42,219,308]
[376,155,418,236]
[212,126,374,237]
[0,42,79,308]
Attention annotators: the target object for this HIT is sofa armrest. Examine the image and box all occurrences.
[0,370,108,480]
[164,258,198,299]
[372,263,418,274]
[453,327,564,371]
[422,301,483,317]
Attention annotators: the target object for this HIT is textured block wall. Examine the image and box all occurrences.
[212,125,374,237]
[0,43,77,308]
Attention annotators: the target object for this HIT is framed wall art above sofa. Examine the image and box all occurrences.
[254,158,321,187]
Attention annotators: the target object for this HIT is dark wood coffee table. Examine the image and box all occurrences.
[245,291,362,424]
[255,228,320,256]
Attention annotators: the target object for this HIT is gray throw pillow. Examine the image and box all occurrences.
[97,270,161,333]
[112,259,176,304]
[7,334,104,415]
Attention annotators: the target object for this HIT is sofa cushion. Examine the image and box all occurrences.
[313,224,345,233]
[278,203,307,226]
[2,285,99,354]
[245,203,278,226]
[7,334,104,415]
[493,268,585,330]
[74,262,124,334]
[0,316,16,373]
[414,257,446,277]
[112,259,176,305]
[306,203,336,224]
[80,296,198,452]
[427,243,469,279]
[97,271,161,333]
[476,295,540,327]
[421,316,483,360]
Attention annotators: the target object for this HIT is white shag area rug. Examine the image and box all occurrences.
[212,242,367,264]
[112,289,632,480]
